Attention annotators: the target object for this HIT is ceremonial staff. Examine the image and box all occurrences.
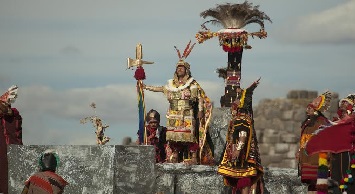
[127,43,154,145]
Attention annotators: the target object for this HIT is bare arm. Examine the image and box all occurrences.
[144,85,164,92]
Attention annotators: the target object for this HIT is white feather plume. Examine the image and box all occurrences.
[7,85,18,104]
[0,85,18,104]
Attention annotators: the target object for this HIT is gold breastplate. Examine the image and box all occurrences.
[170,99,192,111]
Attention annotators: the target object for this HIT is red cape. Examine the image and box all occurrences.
[305,117,355,155]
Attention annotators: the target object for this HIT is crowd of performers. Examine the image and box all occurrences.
[298,92,355,194]
[2,48,353,194]
[2,51,354,194]
[137,42,355,194]
[139,41,264,194]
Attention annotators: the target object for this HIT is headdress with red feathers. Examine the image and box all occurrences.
[307,90,332,113]
[174,40,196,69]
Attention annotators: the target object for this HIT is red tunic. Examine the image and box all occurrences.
[24,171,68,194]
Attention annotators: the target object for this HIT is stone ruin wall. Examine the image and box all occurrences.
[253,90,340,169]
[8,145,308,194]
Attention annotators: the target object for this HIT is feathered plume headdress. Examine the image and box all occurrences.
[200,1,271,30]
[338,93,355,116]
[0,85,18,104]
[174,40,196,69]
[196,1,272,50]
[308,90,332,113]
[339,93,355,107]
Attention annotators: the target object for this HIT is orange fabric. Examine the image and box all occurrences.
[25,171,68,194]
[27,176,53,193]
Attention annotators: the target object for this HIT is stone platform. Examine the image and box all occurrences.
[7,145,307,194]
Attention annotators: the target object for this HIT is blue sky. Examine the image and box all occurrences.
[1,0,354,145]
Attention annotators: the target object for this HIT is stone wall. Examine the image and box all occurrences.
[6,89,339,193]
[7,145,156,194]
[254,90,339,168]
[7,145,307,194]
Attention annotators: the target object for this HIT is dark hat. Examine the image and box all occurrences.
[146,109,160,124]
[39,150,59,172]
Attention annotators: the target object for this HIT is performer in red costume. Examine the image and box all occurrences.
[140,109,167,163]
[296,91,332,194]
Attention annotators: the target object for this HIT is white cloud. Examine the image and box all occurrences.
[16,84,138,122]
[276,0,355,44]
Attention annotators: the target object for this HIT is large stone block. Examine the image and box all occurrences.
[155,164,230,194]
[281,110,293,121]
[258,144,271,155]
[285,144,298,159]
[264,167,307,194]
[268,154,284,163]
[261,155,273,166]
[271,118,285,131]
[254,116,269,130]
[293,108,306,122]
[277,100,293,111]
[299,90,309,99]
[114,146,156,194]
[209,107,231,164]
[264,108,281,120]
[281,133,298,143]
[7,145,155,194]
[274,143,289,154]
[262,134,280,144]
[263,128,278,136]
[282,121,296,132]
[329,99,340,113]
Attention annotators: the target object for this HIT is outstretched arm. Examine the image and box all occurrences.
[247,77,261,93]
[143,84,164,92]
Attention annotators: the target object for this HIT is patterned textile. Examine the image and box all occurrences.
[217,82,263,188]
[299,115,330,184]
[163,77,214,164]
[24,171,68,194]
[218,117,263,187]
[164,78,200,143]
[145,125,166,163]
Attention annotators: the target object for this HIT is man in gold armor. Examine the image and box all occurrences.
[144,42,214,165]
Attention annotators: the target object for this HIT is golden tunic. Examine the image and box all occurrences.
[163,77,202,143]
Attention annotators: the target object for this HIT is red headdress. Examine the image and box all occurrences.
[174,40,196,70]
[307,91,332,113]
